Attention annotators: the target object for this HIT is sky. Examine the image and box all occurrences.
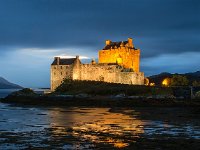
[0,0,199,88]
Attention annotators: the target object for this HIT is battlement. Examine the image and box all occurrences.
[103,38,135,50]
[99,38,140,72]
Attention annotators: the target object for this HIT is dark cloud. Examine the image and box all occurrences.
[0,0,199,87]
[0,0,199,56]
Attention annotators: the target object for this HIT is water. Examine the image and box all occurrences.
[0,103,199,149]
[0,89,20,98]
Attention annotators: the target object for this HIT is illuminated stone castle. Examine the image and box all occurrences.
[51,38,144,91]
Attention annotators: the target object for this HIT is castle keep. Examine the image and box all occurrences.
[99,38,140,72]
[51,38,144,91]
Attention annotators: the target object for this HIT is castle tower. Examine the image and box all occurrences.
[72,56,81,80]
[98,38,140,72]
[105,40,111,46]
[51,56,78,91]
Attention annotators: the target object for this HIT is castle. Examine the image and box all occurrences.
[51,38,144,91]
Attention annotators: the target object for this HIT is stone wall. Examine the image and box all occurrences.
[79,64,144,85]
[98,47,140,72]
[51,63,144,91]
[80,64,120,82]
[51,65,73,90]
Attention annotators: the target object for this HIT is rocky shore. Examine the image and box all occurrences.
[1,93,200,108]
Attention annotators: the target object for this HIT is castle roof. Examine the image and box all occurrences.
[103,41,129,50]
[51,58,76,65]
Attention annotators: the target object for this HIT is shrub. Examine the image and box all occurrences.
[195,91,200,99]
[193,81,200,87]
[170,75,189,86]
[10,88,36,96]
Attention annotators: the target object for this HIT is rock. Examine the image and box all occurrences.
[195,91,200,99]
[114,94,126,98]
[9,88,36,96]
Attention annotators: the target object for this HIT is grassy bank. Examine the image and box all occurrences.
[1,81,199,107]
[54,79,173,96]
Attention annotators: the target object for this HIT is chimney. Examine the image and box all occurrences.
[55,57,60,65]
[128,38,134,48]
[105,40,111,46]
[74,55,80,65]
[91,59,96,65]
[120,41,124,47]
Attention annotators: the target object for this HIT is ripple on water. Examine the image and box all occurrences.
[0,105,199,149]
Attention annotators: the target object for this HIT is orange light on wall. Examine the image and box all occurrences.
[162,78,171,86]
[144,78,149,86]
[116,58,122,64]
[150,83,155,86]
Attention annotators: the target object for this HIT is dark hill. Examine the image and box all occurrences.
[148,71,200,85]
[0,77,23,89]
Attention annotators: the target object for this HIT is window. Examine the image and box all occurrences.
[60,66,62,69]
[61,72,62,75]
[54,72,56,75]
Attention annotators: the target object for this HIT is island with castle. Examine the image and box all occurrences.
[2,38,199,106]
[50,38,144,91]
[1,38,199,111]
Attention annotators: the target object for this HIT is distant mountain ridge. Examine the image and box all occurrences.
[148,71,200,85]
[0,77,23,89]
[185,71,200,77]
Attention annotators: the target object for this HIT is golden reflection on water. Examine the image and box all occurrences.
[48,108,145,148]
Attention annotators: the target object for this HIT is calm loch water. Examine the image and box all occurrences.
[0,102,199,149]
[0,89,20,98]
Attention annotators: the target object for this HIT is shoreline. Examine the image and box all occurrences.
[1,94,200,107]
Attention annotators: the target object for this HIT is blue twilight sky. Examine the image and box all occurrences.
[0,0,199,88]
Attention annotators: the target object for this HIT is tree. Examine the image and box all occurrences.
[192,80,200,87]
[170,75,189,86]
